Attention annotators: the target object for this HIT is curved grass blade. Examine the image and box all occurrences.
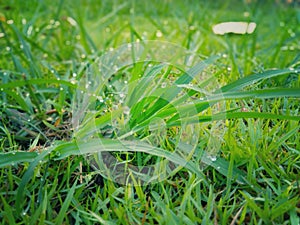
[220,68,294,92]
[0,78,78,90]
[168,111,300,127]
[53,139,209,186]
[0,151,39,168]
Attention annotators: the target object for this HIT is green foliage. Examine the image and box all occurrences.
[0,0,299,224]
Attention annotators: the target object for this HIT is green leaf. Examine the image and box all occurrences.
[52,138,209,186]
[220,68,293,92]
[271,197,298,220]
[0,151,39,168]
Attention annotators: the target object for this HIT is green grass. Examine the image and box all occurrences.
[0,0,300,224]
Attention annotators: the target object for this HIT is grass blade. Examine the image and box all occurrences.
[15,148,53,215]
[55,181,77,225]
[0,152,39,168]
[220,68,294,92]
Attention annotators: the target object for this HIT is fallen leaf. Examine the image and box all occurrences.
[212,22,257,35]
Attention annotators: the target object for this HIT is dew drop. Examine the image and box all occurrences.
[0,33,4,38]
[123,106,130,115]
[6,46,11,51]
[243,11,250,17]
[97,96,104,102]
[156,30,163,38]
[119,93,125,98]
[60,87,64,91]
[161,82,167,88]
[27,26,33,36]
[208,155,217,161]
[7,20,14,24]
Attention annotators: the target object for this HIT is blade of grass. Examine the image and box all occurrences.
[15,148,53,215]
[52,139,209,186]
[168,111,300,127]
[55,180,77,225]
[0,151,39,168]
[0,195,16,224]
[220,68,295,92]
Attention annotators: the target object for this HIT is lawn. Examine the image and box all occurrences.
[0,0,299,224]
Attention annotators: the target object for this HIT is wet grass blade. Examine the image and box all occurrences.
[0,151,39,168]
[220,68,295,92]
[52,139,209,186]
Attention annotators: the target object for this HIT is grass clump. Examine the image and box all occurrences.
[0,0,299,224]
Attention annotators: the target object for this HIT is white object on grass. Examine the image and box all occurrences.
[212,22,257,35]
